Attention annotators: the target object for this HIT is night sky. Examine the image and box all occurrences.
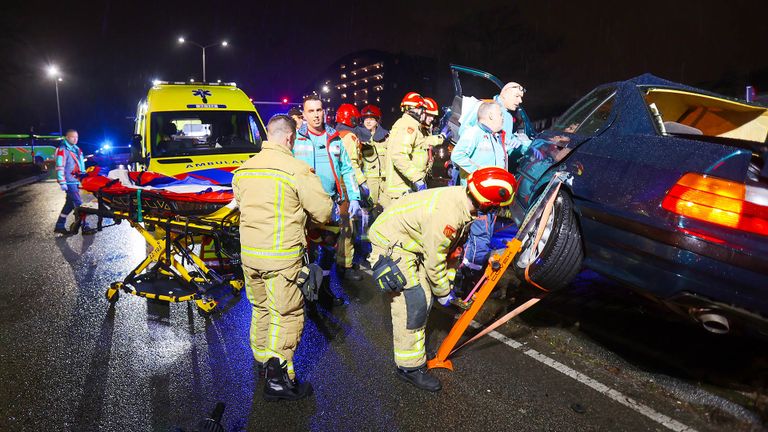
[1,0,766,149]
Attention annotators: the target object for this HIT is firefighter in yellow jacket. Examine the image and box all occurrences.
[368,167,518,392]
[383,93,446,206]
[233,115,333,402]
[357,104,389,212]
[383,92,427,205]
[333,104,366,281]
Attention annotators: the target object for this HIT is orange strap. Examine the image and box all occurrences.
[523,180,562,292]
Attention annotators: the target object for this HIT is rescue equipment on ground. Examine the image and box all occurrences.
[428,172,568,370]
[75,167,244,317]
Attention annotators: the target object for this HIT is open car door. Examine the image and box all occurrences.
[440,64,536,142]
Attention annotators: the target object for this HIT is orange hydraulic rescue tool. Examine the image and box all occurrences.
[428,172,568,371]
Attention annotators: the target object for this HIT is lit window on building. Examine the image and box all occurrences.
[341,64,346,69]
[376,97,380,102]
[352,71,357,76]
[341,73,347,79]
[342,93,347,98]
[353,61,357,65]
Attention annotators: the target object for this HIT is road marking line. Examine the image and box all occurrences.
[468,320,697,432]
[361,266,695,430]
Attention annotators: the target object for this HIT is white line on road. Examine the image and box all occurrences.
[467,320,697,432]
[360,267,696,430]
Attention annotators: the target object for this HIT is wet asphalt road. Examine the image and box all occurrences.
[0,180,766,431]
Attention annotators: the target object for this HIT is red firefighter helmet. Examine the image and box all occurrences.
[360,104,382,120]
[466,167,518,211]
[422,97,439,116]
[400,92,424,111]
[335,103,360,127]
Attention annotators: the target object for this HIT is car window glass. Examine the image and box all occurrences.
[553,86,616,134]
[575,94,616,135]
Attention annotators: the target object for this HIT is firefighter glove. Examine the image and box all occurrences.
[436,290,457,307]
[297,263,323,302]
[372,255,407,292]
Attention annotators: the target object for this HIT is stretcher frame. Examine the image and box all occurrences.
[75,197,244,317]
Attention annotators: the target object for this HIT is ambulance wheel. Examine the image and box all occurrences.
[514,190,583,292]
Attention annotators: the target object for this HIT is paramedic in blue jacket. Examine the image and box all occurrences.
[495,82,532,154]
[53,129,95,235]
[450,102,510,294]
[293,95,362,306]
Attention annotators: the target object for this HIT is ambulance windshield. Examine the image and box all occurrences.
[150,110,264,157]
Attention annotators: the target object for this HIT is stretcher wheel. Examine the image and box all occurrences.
[229,279,245,295]
[195,298,218,318]
[106,282,122,304]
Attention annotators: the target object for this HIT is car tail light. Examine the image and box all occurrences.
[662,173,768,236]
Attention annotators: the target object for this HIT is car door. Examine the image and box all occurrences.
[510,85,619,222]
[442,64,536,141]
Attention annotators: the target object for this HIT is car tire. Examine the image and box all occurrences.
[514,190,583,291]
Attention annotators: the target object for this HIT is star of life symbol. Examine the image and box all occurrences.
[192,89,211,103]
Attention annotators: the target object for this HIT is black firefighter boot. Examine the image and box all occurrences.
[263,357,313,402]
[396,365,442,392]
[319,276,345,307]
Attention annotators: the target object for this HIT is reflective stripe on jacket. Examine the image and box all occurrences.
[368,186,474,296]
[337,126,366,185]
[451,123,512,185]
[384,113,429,197]
[358,125,388,179]
[292,123,361,202]
[234,141,333,270]
[55,141,85,185]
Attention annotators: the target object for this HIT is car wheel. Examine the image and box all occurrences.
[514,190,583,291]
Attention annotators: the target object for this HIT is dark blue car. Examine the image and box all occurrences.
[449,67,768,335]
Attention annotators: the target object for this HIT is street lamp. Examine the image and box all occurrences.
[177,37,228,82]
[47,65,63,136]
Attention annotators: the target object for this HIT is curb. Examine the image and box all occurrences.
[0,173,50,194]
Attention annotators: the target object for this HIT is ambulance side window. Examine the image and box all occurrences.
[249,115,261,143]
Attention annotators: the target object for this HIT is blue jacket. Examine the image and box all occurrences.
[451,123,512,186]
[493,95,532,153]
[293,123,361,202]
[55,140,86,185]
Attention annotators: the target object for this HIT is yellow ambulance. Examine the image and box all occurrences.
[131,81,266,184]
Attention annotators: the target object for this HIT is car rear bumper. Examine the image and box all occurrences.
[578,207,768,321]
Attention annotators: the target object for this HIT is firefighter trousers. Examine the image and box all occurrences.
[242,260,304,379]
[370,244,434,369]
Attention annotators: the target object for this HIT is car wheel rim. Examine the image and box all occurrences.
[516,197,557,269]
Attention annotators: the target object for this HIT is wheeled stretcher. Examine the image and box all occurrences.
[75,169,244,317]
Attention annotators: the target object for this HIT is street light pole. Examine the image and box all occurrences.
[177,37,228,83]
[47,65,63,136]
[54,78,62,136]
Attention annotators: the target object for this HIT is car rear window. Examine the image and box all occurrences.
[643,88,768,143]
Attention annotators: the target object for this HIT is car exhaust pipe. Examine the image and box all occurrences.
[691,309,730,334]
